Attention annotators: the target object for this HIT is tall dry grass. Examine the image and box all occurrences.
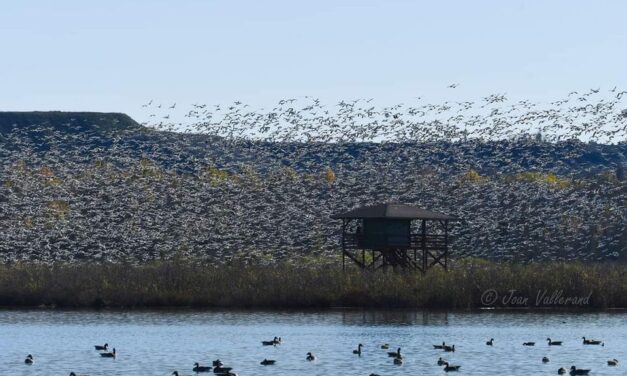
[0,260,624,309]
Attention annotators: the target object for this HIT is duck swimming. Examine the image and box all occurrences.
[306,352,316,361]
[260,359,276,366]
[24,354,33,365]
[543,357,550,363]
[380,343,389,349]
[607,359,618,366]
[438,357,448,366]
[558,368,566,375]
[212,360,224,367]
[523,342,535,346]
[393,357,403,365]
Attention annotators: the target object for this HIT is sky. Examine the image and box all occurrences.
[1,0,627,124]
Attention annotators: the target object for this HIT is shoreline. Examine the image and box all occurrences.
[1,261,625,310]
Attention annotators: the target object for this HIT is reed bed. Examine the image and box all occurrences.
[0,260,624,309]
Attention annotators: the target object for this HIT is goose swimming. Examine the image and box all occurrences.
[387,348,401,358]
[442,361,461,372]
[260,359,276,366]
[353,343,363,355]
[25,354,33,365]
[262,337,279,346]
[306,352,316,361]
[213,366,233,374]
[94,343,108,351]
[569,366,591,375]
[193,362,212,372]
[547,338,562,346]
[582,337,602,345]
[100,348,116,358]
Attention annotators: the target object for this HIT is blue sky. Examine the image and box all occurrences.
[1,0,627,123]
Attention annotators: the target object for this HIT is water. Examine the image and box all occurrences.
[1,310,625,375]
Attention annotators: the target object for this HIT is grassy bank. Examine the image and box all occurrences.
[0,261,625,309]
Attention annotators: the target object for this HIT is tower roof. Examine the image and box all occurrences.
[331,203,458,220]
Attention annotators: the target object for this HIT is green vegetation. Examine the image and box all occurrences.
[0,261,624,309]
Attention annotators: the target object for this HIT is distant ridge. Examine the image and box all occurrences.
[0,111,141,133]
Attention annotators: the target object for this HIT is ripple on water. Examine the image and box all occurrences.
[0,310,625,375]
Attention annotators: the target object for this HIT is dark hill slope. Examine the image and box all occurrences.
[0,111,140,134]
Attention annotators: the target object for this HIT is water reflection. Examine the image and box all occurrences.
[340,310,451,326]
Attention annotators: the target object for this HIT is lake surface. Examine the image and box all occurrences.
[1,310,625,375]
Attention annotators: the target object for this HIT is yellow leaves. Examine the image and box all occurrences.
[281,167,298,180]
[39,166,54,177]
[461,169,486,183]
[325,167,336,185]
[46,177,63,187]
[140,158,161,178]
[516,172,570,189]
[37,165,63,187]
[23,216,34,228]
[47,200,70,220]
[203,166,230,186]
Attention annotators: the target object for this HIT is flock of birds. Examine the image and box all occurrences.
[0,88,624,265]
[141,87,627,144]
[18,336,621,375]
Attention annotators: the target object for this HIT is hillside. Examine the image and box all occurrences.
[0,112,625,264]
[0,111,141,134]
